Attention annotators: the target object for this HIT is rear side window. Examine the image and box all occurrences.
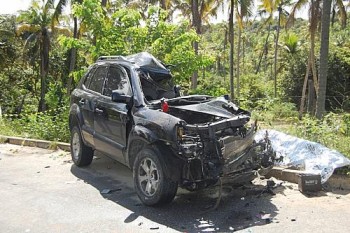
[103,66,131,97]
[82,66,96,89]
[88,66,108,93]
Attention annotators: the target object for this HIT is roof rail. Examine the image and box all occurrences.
[97,56,128,62]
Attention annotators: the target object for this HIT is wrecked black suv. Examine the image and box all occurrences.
[69,52,275,206]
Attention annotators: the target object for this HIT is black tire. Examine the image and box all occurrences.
[133,145,178,206]
[70,126,94,167]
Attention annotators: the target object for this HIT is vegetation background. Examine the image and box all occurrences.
[0,0,349,161]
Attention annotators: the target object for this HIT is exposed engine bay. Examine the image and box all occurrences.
[128,52,277,191]
[149,96,277,191]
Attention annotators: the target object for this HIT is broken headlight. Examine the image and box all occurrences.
[176,124,203,158]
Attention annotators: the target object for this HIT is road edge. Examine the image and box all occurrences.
[1,135,349,190]
[266,166,350,191]
[0,135,70,152]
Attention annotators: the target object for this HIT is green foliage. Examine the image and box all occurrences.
[0,107,70,142]
[60,1,213,87]
[238,73,274,108]
[189,74,229,96]
[252,98,298,124]
[287,113,350,158]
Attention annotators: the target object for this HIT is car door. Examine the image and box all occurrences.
[79,65,109,145]
[75,66,96,146]
[93,64,132,164]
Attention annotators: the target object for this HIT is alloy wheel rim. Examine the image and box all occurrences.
[72,132,80,161]
[138,158,160,197]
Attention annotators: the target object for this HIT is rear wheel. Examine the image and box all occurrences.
[133,145,178,206]
[70,126,93,166]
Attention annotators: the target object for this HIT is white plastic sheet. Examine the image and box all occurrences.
[255,130,350,183]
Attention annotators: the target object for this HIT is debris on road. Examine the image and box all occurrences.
[298,174,322,192]
[256,211,272,224]
[100,188,122,194]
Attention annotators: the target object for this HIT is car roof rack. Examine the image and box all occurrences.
[97,56,129,62]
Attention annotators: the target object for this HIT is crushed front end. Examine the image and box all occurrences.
[176,116,276,191]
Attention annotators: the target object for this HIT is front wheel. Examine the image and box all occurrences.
[133,146,178,206]
[70,126,94,167]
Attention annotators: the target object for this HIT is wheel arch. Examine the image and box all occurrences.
[126,126,183,183]
[69,104,83,130]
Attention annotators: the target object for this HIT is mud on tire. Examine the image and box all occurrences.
[133,145,178,206]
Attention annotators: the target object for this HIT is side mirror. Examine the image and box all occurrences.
[111,90,132,104]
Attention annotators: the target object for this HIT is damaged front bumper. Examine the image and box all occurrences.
[176,117,276,190]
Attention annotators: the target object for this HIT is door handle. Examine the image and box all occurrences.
[95,107,104,114]
[79,99,86,105]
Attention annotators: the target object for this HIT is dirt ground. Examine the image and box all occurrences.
[0,143,350,233]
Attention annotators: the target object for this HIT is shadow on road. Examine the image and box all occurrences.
[71,153,286,232]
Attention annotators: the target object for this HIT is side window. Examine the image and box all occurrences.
[103,66,131,97]
[88,66,108,93]
[82,66,96,89]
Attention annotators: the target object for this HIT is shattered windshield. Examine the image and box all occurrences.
[137,69,176,101]
[127,52,177,101]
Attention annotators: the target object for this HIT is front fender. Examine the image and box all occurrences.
[129,125,159,145]
[125,125,161,168]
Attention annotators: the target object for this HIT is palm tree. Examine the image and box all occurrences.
[259,0,291,98]
[236,0,254,101]
[331,0,347,28]
[229,0,234,100]
[288,0,321,117]
[315,0,332,119]
[287,0,347,117]
[66,0,83,96]
[175,0,223,89]
[17,0,68,112]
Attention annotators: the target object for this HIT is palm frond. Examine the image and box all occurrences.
[16,24,40,36]
[23,33,38,52]
[52,0,68,29]
[286,0,309,28]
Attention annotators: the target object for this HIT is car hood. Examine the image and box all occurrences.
[165,95,250,119]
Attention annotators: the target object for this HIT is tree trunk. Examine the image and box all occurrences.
[67,16,78,96]
[300,0,320,118]
[256,24,271,74]
[310,0,320,96]
[101,0,107,7]
[38,28,50,112]
[307,79,315,114]
[274,6,282,98]
[316,0,332,119]
[236,27,241,101]
[242,34,245,73]
[299,51,311,119]
[229,0,234,100]
[160,0,166,10]
[191,0,201,89]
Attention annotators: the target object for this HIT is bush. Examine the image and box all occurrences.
[252,98,298,124]
[283,113,350,159]
[0,106,70,142]
[188,74,229,97]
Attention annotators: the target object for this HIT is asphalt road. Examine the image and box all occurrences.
[0,143,350,233]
